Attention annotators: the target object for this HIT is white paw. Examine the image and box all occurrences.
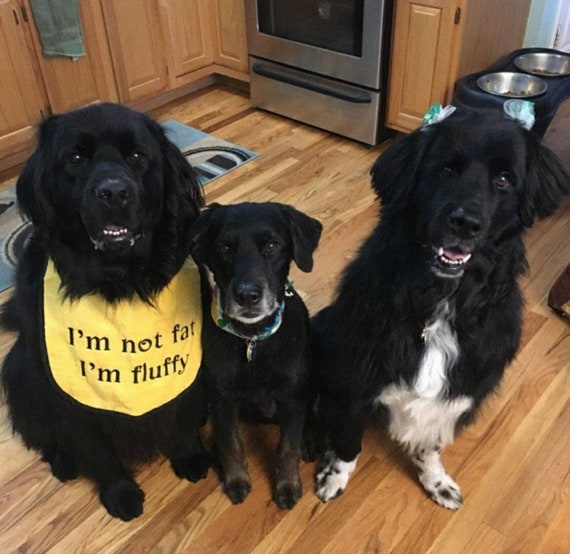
[420,471,463,510]
[315,451,358,502]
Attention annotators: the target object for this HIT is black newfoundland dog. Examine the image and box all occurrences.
[1,103,210,520]
[313,109,570,509]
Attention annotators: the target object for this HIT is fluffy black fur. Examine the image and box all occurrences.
[1,103,210,521]
[313,109,570,508]
[191,202,322,509]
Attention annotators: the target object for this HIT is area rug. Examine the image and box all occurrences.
[0,121,258,292]
[162,120,258,185]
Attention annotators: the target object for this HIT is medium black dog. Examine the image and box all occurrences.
[313,109,570,509]
[1,103,210,520]
[190,202,322,509]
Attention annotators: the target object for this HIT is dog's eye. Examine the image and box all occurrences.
[126,151,145,165]
[263,240,279,255]
[441,166,454,177]
[493,172,512,190]
[67,153,86,166]
[218,242,232,255]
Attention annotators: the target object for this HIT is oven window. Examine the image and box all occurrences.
[257,1,364,56]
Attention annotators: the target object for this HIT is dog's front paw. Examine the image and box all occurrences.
[420,472,463,510]
[100,480,145,521]
[223,476,251,505]
[274,481,302,510]
[315,451,358,502]
[171,452,212,482]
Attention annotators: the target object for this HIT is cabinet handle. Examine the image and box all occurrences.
[12,6,29,24]
[454,8,461,25]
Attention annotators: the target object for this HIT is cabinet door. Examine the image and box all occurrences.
[101,0,168,103]
[0,0,47,158]
[159,0,214,79]
[211,0,248,74]
[387,0,463,132]
[26,0,118,114]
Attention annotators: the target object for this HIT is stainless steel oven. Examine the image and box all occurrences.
[245,0,393,145]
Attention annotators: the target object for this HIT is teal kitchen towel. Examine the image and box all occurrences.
[29,0,86,59]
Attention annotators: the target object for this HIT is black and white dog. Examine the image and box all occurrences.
[313,109,570,509]
[191,202,322,509]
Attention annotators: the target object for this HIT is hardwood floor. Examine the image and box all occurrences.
[0,85,569,553]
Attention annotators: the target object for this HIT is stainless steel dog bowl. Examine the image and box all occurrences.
[476,72,547,98]
[514,52,570,77]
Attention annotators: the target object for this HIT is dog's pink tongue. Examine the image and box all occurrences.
[443,247,466,260]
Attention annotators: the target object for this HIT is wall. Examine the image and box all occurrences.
[523,0,563,48]
[555,0,570,50]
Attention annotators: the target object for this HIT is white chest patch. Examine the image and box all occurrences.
[376,385,473,451]
[416,300,459,397]
[374,300,472,451]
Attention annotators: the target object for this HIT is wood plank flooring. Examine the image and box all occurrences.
[0,85,569,553]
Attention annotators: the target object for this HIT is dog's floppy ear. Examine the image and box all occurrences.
[279,204,322,272]
[145,116,205,222]
[189,203,222,265]
[520,133,570,227]
[16,116,59,230]
[370,126,433,210]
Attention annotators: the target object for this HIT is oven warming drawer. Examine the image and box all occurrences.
[249,57,384,145]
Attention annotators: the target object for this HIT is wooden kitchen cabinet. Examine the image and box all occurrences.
[102,0,248,104]
[101,0,169,103]
[210,0,249,76]
[387,0,532,132]
[159,0,215,80]
[25,0,118,114]
[0,0,47,159]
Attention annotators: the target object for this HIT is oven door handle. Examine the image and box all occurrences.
[251,63,372,104]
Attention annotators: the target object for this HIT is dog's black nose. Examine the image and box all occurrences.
[448,207,482,238]
[95,179,132,207]
[235,283,262,306]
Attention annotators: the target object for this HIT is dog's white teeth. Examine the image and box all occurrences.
[439,254,470,266]
[436,248,472,267]
[102,227,128,237]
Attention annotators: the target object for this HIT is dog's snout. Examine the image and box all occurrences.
[95,179,132,207]
[448,207,483,238]
[234,282,262,307]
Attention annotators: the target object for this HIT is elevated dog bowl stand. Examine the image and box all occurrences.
[452,48,570,137]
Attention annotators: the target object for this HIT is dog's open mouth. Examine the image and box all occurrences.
[90,225,142,251]
[432,245,472,277]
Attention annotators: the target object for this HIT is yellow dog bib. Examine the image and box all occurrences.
[42,257,202,416]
